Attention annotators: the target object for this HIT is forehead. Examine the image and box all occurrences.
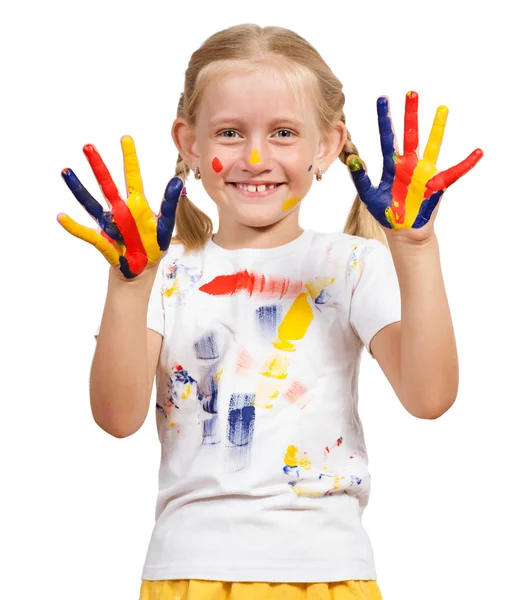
[197,66,317,127]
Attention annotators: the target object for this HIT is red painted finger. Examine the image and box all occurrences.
[83,143,148,271]
[83,144,121,209]
[403,91,419,155]
[425,148,484,194]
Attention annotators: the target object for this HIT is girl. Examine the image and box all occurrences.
[57,23,482,600]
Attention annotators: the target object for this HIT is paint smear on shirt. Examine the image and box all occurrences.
[283,379,309,406]
[200,271,304,299]
[235,346,257,374]
[260,353,291,379]
[256,305,282,339]
[193,331,219,360]
[226,393,256,471]
[273,292,313,352]
[254,382,281,409]
[283,445,312,476]
[305,277,335,305]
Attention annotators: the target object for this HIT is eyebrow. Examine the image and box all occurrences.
[208,116,304,128]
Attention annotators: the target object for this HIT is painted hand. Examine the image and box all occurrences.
[57,136,183,278]
[346,92,483,239]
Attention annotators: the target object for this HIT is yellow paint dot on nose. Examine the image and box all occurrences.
[249,149,261,164]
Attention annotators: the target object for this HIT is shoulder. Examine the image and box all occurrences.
[307,230,388,263]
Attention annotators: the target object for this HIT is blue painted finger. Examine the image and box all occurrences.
[118,255,138,279]
[412,190,443,228]
[377,97,396,186]
[347,156,374,201]
[157,177,183,251]
[61,168,123,242]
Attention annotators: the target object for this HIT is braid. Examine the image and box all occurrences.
[169,87,213,251]
[174,152,190,180]
[338,113,387,244]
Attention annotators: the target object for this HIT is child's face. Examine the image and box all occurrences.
[189,68,333,230]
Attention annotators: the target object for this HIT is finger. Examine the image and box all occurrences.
[425,148,484,193]
[83,144,122,210]
[157,177,183,251]
[347,155,374,200]
[403,91,419,154]
[61,168,123,242]
[423,105,449,166]
[57,212,121,266]
[121,135,144,196]
[377,96,397,185]
[412,190,443,228]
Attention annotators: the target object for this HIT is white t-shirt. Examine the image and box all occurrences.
[101,229,402,582]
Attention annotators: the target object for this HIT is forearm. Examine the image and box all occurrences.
[90,265,158,437]
[388,233,458,418]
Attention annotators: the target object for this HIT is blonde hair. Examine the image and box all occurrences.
[172,24,386,251]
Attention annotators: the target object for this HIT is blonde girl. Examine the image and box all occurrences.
[58,23,482,600]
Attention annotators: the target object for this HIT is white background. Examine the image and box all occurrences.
[1,1,514,599]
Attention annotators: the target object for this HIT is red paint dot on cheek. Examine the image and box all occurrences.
[212,157,223,173]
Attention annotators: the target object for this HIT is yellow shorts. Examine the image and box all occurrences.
[139,579,382,599]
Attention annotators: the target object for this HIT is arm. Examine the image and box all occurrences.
[90,265,162,438]
[346,91,482,420]
[370,233,458,420]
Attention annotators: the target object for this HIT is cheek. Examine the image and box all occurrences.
[211,157,223,173]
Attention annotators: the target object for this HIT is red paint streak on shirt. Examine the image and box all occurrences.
[199,270,304,299]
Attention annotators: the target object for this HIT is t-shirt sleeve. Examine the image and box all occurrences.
[93,261,165,340]
[349,238,401,358]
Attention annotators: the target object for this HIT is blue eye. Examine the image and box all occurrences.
[219,130,240,138]
[275,129,293,138]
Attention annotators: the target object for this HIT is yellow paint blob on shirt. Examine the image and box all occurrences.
[284,445,312,470]
[273,292,314,352]
[282,197,301,212]
[163,279,180,298]
[249,148,261,164]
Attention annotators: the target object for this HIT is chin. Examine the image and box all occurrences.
[237,207,287,230]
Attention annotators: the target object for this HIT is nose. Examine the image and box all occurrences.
[242,141,272,174]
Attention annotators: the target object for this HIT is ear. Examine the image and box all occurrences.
[316,121,347,172]
[171,117,200,169]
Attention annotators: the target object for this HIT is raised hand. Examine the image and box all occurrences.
[346,91,483,238]
[57,135,183,278]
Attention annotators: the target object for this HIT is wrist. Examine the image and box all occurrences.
[108,262,160,295]
[386,230,439,256]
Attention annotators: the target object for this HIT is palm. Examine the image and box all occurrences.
[57,136,182,278]
[346,91,483,238]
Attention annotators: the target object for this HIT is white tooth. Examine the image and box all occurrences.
[257,185,266,192]
[238,184,246,190]
[268,184,276,190]
[247,185,257,192]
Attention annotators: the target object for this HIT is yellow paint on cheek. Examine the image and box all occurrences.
[249,149,261,164]
[273,292,314,352]
[282,197,301,212]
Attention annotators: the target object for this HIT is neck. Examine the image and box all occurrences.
[212,212,304,250]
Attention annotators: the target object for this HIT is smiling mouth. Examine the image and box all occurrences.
[229,182,285,195]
